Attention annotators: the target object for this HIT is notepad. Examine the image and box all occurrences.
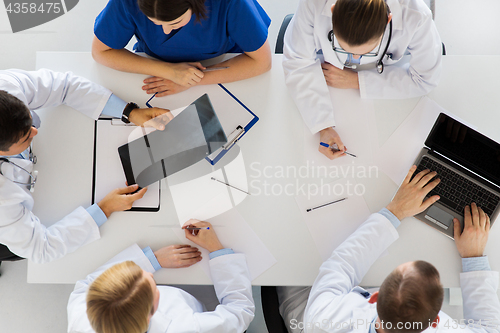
[172,208,277,281]
[167,145,249,225]
[294,177,371,261]
[303,87,378,167]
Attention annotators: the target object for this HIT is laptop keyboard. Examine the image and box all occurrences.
[415,156,500,216]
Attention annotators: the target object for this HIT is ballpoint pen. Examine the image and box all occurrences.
[185,227,210,230]
[319,142,357,158]
[211,177,250,195]
[306,197,347,212]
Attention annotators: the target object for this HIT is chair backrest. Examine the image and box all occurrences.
[423,0,436,19]
[0,244,23,262]
[261,286,289,333]
[275,14,294,54]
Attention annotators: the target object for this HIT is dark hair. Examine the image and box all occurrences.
[0,90,32,152]
[377,261,444,333]
[137,0,207,23]
[332,0,389,46]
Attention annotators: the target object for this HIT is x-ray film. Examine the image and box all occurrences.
[118,94,227,188]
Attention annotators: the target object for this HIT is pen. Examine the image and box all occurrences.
[319,142,357,158]
[185,227,210,230]
[211,177,250,195]
[306,197,347,212]
[203,67,229,72]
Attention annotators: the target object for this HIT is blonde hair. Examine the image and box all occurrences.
[86,261,154,333]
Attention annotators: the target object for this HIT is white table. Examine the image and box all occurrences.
[28,53,500,287]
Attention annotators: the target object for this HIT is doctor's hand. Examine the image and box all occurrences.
[319,127,346,160]
[386,166,441,221]
[453,203,490,258]
[142,77,189,97]
[182,219,224,253]
[98,184,147,217]
[154,244,202,268]
[165,62,205,87]
[129,107,173,130]
[321,62,359,89]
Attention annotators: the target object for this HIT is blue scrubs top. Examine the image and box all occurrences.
[94,0,271,62]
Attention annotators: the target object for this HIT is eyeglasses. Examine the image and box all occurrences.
[328,27,386,58]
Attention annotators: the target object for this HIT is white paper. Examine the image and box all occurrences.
[294,178,372,261]
[304,88,378,167]
[94,120,160,208]
[168,148,248,225]
[375,97,477,185]
[172,209,277,281]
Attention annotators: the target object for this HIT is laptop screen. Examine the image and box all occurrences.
[425,113,500,187]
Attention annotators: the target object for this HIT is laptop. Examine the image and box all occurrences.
[412,113,500,239]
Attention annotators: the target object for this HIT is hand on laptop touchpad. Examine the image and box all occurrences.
[425,206,455,230]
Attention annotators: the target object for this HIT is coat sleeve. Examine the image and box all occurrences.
[0,68,112,120]
[304,213,399,325]
[460,268,500,333]
[67,244,155,333]
[192,253,255,333]
[282,0,336,134]
[358,4,442,99]
[0,182,101,264]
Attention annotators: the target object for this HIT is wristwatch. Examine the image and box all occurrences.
[121,102,139,124]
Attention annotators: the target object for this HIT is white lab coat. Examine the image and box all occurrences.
[0,69,113,263]
[303,213,500,333]
[283,0,442,133]
[67,244,255,333]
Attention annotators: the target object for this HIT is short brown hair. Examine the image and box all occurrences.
[0,90,32,152]
[86,261,154,333]
[137,0,207,23]
[332,0,389,46]
[377,261,444,333]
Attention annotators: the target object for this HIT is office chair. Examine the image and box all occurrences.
[0,245,23,277]
[275,14,293,54]
[261,286,289,333]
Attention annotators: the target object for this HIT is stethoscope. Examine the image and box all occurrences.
[0,146,38,192]
[328,20,393,74]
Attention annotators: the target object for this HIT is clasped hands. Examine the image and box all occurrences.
[143,62,206,97]
[321,62,359,89]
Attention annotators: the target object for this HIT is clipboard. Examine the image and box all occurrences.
[146,83,258,165]
[92,118,161,212]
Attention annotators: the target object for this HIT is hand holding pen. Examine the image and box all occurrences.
[318,127,348,160]
[182,219,224,253]
[319,142,357,157]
